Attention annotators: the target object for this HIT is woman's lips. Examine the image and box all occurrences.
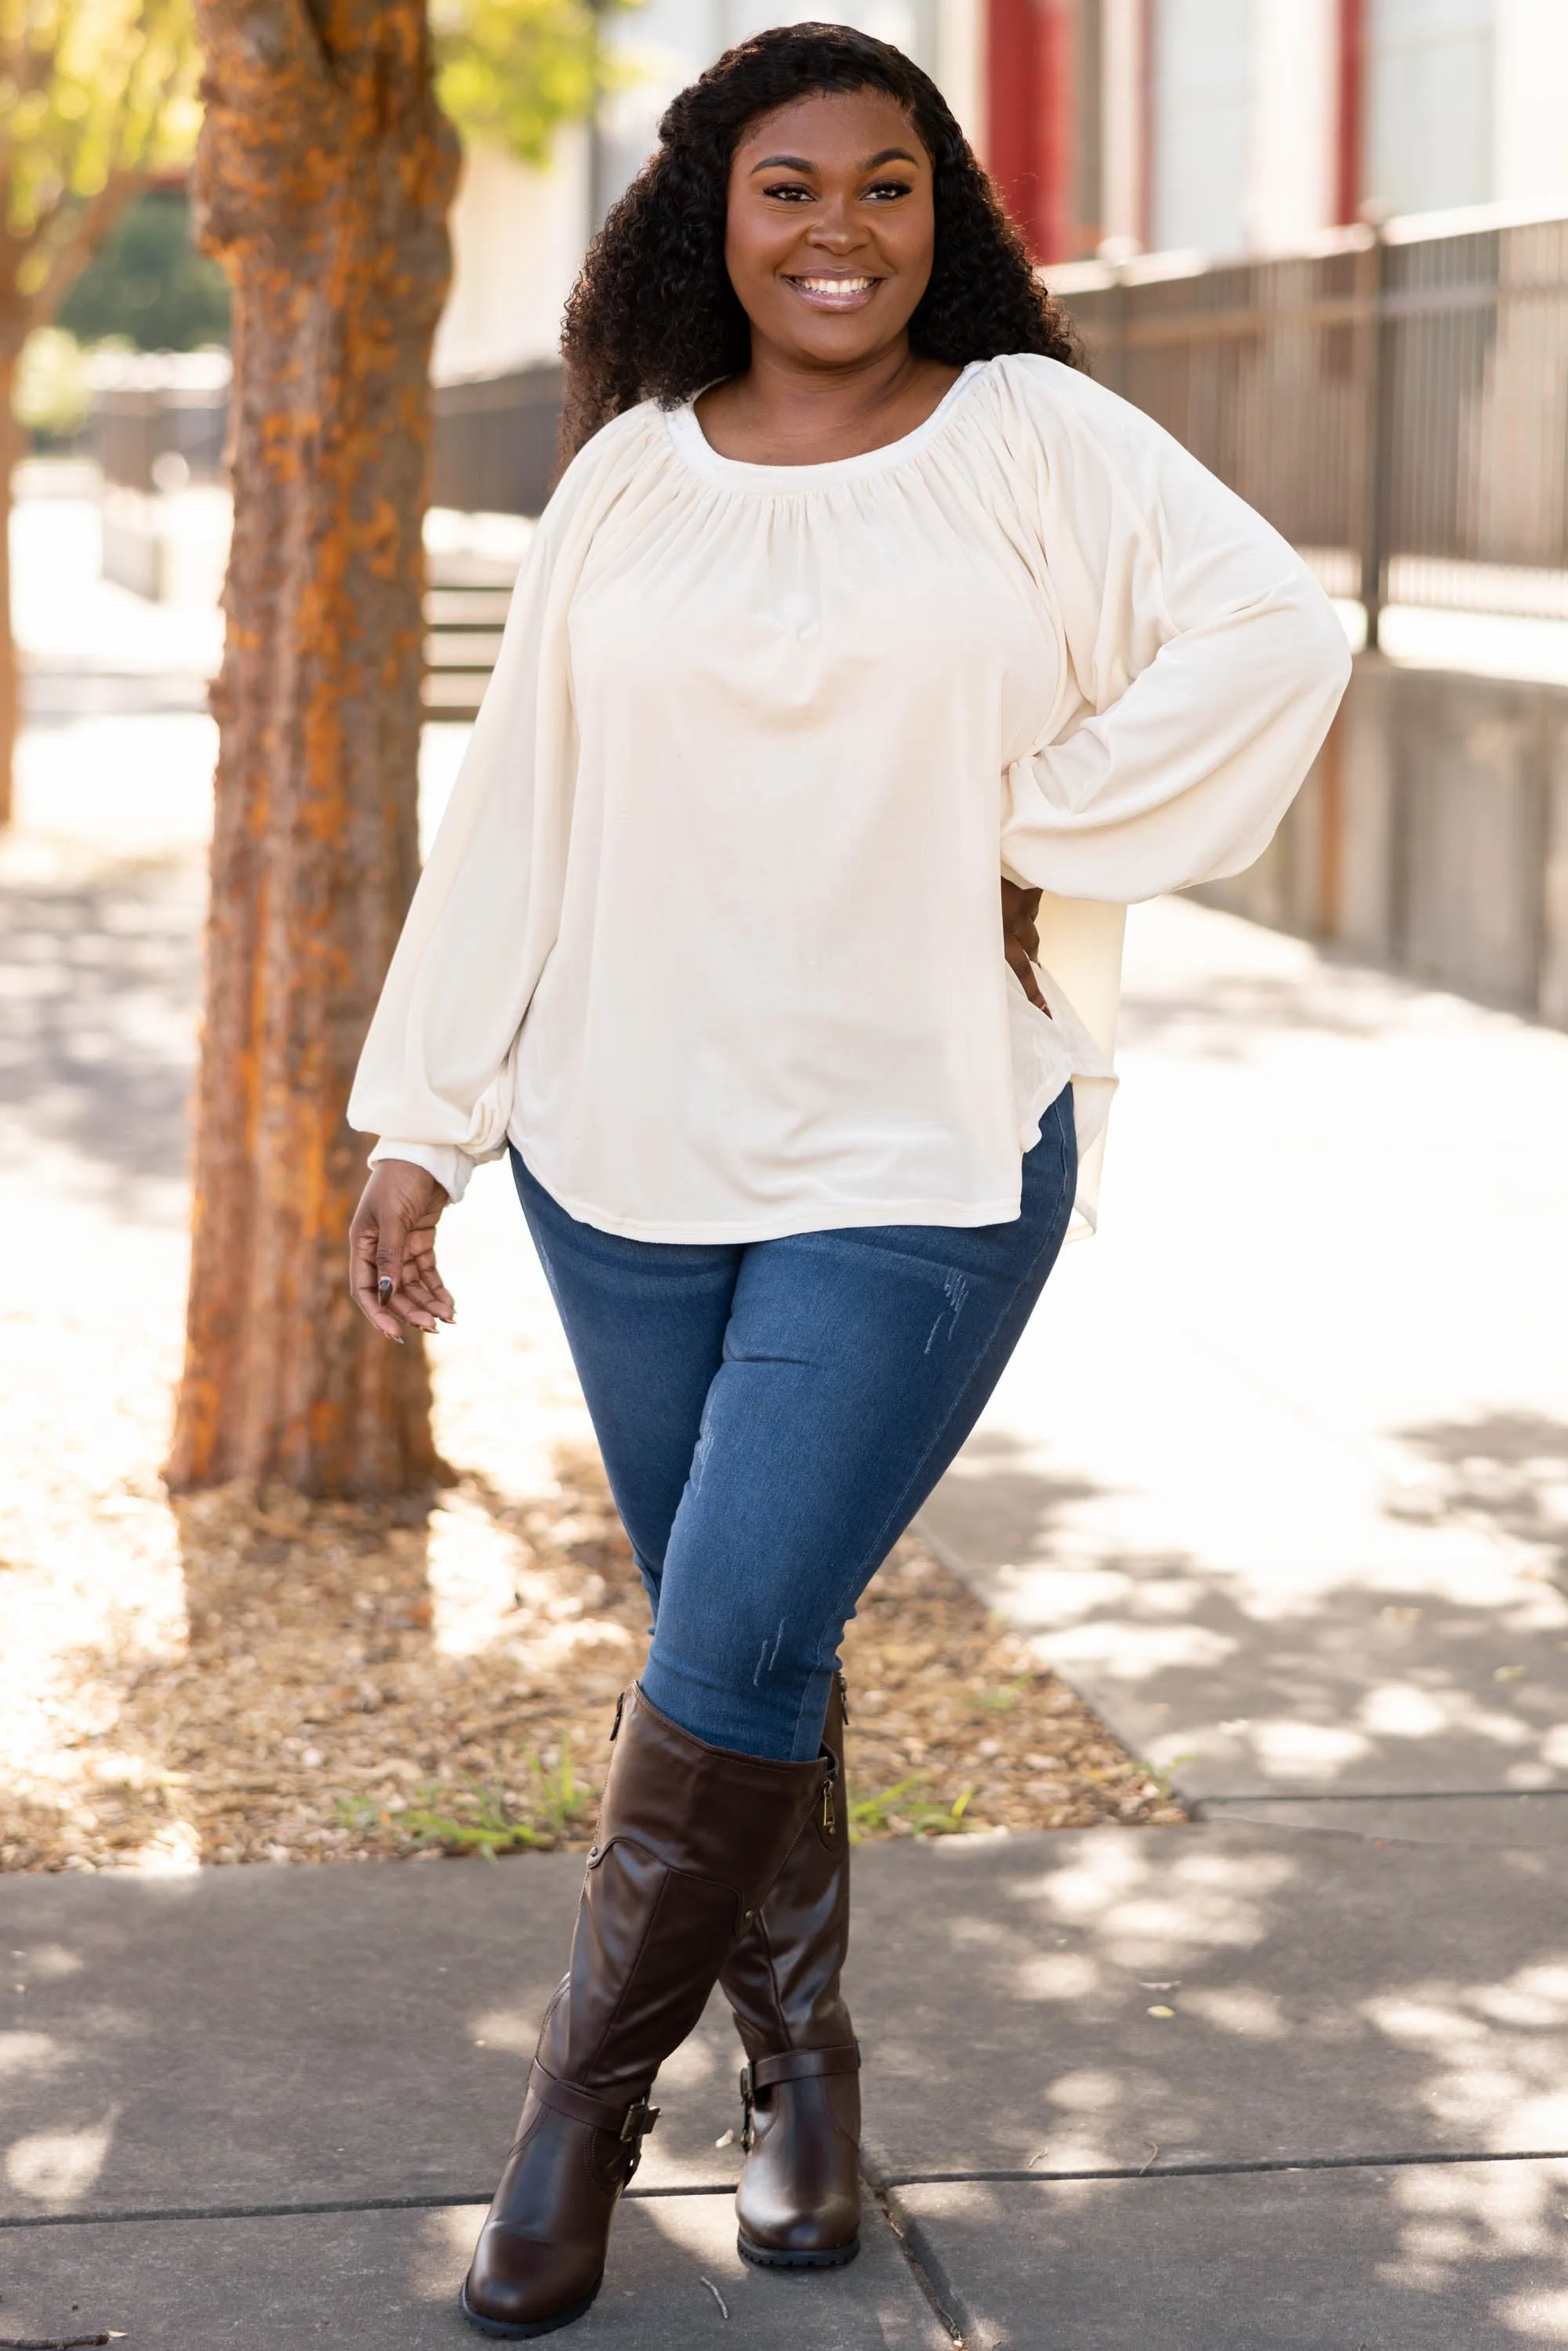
[783,274,880,310]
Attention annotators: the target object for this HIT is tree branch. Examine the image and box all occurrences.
[24,170,148,336]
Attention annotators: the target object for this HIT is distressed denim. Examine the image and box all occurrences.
[510,1086,1076,1761]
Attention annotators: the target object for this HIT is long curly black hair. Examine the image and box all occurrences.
[558,20,1081,459]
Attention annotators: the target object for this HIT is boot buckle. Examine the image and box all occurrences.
[819,1747,839,1832]
[739,2063,757,2153]
[620,2096,659,2144]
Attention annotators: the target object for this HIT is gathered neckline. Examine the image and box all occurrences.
[664,359,991,492]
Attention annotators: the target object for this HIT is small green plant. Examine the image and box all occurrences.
[848,1776,924,1839]
[1131,1754,1196,1805]
[390,1741,592,1859]
[528,1738,585,1840]
[401,1780,549,1859]
[336,1794,396,1836]
[967,1675,1031,1718]
[905,1784,977,1837]
[848,1777,978,1843]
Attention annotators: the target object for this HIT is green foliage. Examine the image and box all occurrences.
[59,187,227,348]
[14,320,89,434]
[848,1776,977,1843]
[400,1782,550,1858]
[966,1675,1030,1717]
[0,0,199,339]
[432,0,626,168]
[529,1736,583,1841]
[1130,1753,1195,1805]
[351,1740,593,1859]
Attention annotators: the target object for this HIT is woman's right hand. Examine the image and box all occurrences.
[1001,876,1049,1013]
[349,1160,455,1340]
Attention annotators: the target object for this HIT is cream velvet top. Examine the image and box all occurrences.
[350,354,1349,1242]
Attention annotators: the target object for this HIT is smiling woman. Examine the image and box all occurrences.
[343,20,1349,2340]
[555,24,1078,463]
[700,91,960,462]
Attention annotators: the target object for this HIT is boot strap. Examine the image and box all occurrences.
[739,2044,858,2151]
[530,2066,661,2146]
[747,2043,860,2094]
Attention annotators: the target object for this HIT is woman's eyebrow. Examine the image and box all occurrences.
[746,145,922,176]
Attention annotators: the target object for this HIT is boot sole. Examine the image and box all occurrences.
[459,2275,602,2338]
[737,2230,861,2270]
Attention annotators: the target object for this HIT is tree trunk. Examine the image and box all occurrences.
[168,0,461,1495]
[0,359,19,830]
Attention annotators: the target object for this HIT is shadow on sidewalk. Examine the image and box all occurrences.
[0,851,202,1221]
[922,1424,1568,1798]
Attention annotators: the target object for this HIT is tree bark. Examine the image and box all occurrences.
[167,0,461,1494]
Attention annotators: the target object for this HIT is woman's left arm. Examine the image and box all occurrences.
[1001,373,1352,905]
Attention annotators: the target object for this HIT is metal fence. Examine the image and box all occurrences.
[431,365,564,521]
[89,350,231,492]
[1051,202,1568,640]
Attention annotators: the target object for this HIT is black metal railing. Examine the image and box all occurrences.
[1051,204,1568,640]
[430,364,564,521]
[91,361,230,492]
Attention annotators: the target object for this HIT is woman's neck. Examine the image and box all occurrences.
[694,341,963,466]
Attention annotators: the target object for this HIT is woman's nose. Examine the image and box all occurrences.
[805,212,864,252]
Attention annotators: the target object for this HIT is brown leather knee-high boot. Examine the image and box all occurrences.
[462,1684,831,2339]
[720,1673,862,2269]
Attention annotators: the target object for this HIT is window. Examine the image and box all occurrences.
[1150,0,1254,256]
[1365,0,1495,218]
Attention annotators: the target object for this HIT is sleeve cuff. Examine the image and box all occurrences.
[367,1139,475,1204]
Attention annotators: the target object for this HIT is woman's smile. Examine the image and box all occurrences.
[784,271,882,310]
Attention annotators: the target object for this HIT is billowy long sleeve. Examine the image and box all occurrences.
[997,366,1351,902]
[349,429,628,1201]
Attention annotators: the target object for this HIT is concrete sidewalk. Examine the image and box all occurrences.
[895,890,1568,2342]
[922,894,1568,1812]
[4,1819,1566,2347]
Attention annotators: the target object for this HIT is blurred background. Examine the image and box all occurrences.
[3,1,1566,1881]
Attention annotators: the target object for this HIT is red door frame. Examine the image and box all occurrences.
[985,0,1079,261]
[1335,0,1367,223]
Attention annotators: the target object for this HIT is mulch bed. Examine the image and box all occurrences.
[1,1446,1183,1873]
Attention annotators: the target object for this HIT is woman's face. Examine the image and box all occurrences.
[724,88,937,368]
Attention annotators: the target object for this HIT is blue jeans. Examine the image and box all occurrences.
[510,1087,1076,1763]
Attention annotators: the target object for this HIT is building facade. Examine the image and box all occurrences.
[989,0,1568,264]
[430,0,1568,380]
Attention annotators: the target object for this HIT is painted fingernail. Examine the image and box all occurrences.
[378,1277,394,1303]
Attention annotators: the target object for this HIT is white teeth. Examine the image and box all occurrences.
[795,276,874,296]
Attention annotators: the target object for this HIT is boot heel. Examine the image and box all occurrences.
[738,2229,861,2270]
[460,2273,602,2338]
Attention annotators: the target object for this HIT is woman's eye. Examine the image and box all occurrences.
[864,180,914,201]
[761,182,814,201]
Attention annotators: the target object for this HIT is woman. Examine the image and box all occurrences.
[348,23,1349,2337]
